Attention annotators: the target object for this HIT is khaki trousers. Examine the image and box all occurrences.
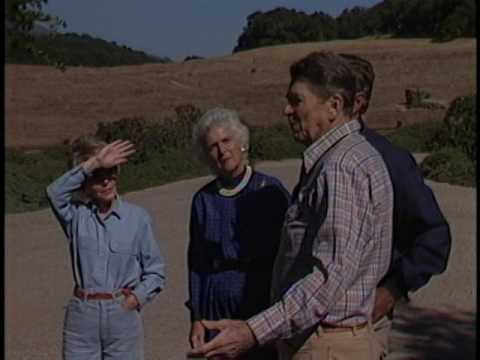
[372,315,392,357]
[278,322,385,360]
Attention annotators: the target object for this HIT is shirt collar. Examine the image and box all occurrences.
[303,119,361,173]
[88,195,124,220]
[110,196,124,219]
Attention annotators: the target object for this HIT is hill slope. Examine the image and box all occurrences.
[6,31,170,67]
[6,38,476,148]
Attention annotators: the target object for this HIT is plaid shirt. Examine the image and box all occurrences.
[247,119,393,346]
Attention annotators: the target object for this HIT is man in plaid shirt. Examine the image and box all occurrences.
[188,51,394,360]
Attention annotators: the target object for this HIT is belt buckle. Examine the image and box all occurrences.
[113,289,125,298]
[114,288,132,298]
[322,322,368,334]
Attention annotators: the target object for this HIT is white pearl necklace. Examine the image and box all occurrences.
[217,166,253,197]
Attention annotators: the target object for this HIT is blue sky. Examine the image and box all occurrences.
[44,0,380,60]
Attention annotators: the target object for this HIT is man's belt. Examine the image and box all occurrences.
[321,321,369,333]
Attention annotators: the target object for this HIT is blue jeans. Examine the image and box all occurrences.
[63,296,144,360]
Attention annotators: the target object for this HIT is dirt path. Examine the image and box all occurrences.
[5,159,476,360]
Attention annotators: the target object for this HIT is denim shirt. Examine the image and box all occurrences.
[46,165,166,307]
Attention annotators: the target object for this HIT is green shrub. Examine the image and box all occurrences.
[95,104,203,164]
[249,124,303,162]
[443,95,476,161]
[404,88,446,110]
[116,147,208,194]
[161,104,202,149]
[388,94,476,158]
[421,147,476,187]
[96,116,153,164]
[385,94,476,187]
[5,146,69,213]
[6,108,305,214]
[405,88,431,109]
[386,120,444,152]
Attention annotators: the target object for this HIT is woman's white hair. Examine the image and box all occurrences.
[192,107,250,169]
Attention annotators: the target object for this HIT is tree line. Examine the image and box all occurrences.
[6,0,476,66]
[234,0,476,52]
[6,32,171,67]
[6,0,170,67]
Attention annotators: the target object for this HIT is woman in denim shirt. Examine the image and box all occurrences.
[46,136,166,360]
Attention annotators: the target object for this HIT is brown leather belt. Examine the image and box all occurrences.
[321,321,369,333]
[74,287,132,300]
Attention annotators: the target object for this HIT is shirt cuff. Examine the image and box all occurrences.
[131,288,148,309]
[246,303,283,346]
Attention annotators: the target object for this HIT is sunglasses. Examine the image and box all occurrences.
[90,167,119,182]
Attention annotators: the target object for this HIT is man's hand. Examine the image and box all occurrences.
[187,319,257,359]
[122,293,140,311]
[190,321,206,349]
[372,286,396,323]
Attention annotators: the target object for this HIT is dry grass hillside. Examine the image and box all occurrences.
[6,38,476,149]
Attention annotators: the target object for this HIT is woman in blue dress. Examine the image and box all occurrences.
[186,108,290,359]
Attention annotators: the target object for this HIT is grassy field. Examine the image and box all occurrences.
[6,38,476,148]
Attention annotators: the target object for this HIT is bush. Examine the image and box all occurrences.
[115,148,208,194]
[405,88,431,108]
[163,104,202,149]
[6,105,305,214]
[96,116,153,164]
[95,104,203,164]
[386,94,476,187]
[249,124,303,162]
[404,88,446,110]
[386,120,444,152]
[443,95,476,161]
[5,146,69,212]
[421,147,475,187]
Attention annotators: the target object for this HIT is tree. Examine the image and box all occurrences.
[6,0,67,69]
[233,7,337,52]
[336,6,369,39]
[233,0,475,52]
[434,0,476,41]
